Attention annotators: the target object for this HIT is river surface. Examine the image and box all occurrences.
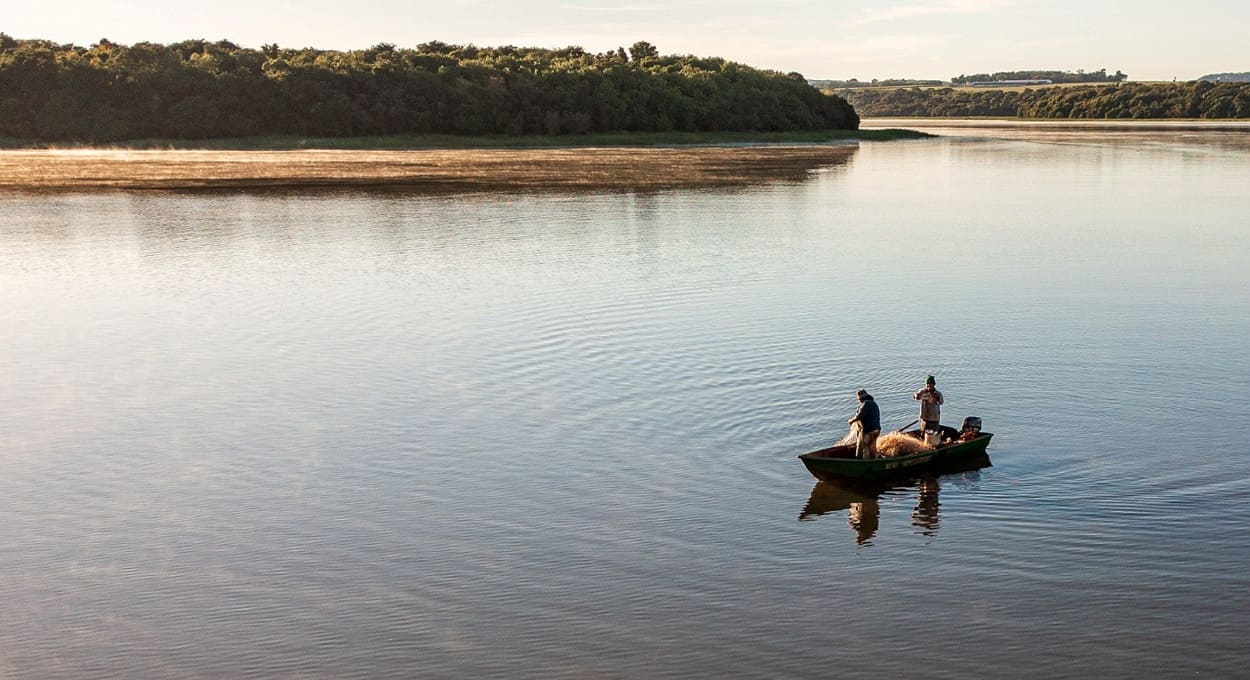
[2,123,1248,678]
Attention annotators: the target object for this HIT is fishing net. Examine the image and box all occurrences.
[835,422,860,446]
[875,432,934,458]
[833,424,937,457]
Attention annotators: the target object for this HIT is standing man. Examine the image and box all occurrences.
[848,389,881,459]
[914,375,944,435]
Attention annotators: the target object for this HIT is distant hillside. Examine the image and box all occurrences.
[810,69,1125,90]
[0,35,857,143]
[835,81,1250,118]
[951,69,1126,85]
[809,78,945,89]
[1198,72,1250,83]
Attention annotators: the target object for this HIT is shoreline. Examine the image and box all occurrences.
[0,145,864,191]
[861,117,1250,131]
[0,128,925,152]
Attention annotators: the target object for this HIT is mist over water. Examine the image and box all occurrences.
[2,126,1248,678]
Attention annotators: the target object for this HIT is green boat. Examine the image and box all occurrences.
[798,428,993,482]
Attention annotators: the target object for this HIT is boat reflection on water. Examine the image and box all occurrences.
[911,477,941,536]
[798,452,991,544]
[847,498,881,544]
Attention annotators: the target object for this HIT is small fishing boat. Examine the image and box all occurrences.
[798,424,993,482]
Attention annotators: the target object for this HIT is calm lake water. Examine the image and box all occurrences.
[2,124,1249,678]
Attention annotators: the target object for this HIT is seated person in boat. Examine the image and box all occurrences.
[848,389,881,459]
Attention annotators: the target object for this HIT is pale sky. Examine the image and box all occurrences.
[5,0,1248,81]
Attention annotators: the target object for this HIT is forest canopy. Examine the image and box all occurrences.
[0,35,858,143]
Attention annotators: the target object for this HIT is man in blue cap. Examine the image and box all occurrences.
[848,389,881,459]
[914,375,944,436]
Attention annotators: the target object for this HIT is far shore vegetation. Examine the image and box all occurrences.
[830,80,1250,118]
[0,128,928,151]
[0,35,859,145]
[811,68,1128,90]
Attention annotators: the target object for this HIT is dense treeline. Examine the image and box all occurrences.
[951,69,1126,84]
[0,35,858,142]
[835,81,1250,118]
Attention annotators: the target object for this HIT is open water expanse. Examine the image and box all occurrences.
[2,123,1249,678]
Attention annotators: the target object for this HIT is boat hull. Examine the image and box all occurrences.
[798,433,993,482]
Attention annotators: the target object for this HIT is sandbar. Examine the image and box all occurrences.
[0,146,858,191]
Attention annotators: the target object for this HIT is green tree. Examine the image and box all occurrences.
[628,41,658,64]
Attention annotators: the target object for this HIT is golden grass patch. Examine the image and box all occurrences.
[0,146,857,191]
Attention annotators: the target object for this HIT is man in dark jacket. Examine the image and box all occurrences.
[849,389,881,459]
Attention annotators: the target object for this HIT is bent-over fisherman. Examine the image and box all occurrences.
[848,389,881,459]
